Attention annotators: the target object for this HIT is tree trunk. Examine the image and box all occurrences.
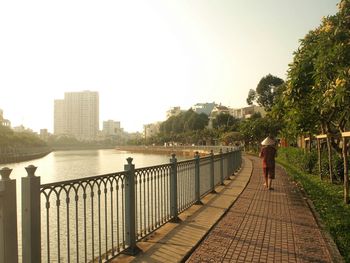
[326,135,333,183]
[308,134,312,152]
[343,137,349,204]
[317,139,322,179]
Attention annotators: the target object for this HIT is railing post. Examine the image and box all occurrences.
[194,152,203,205]
[22,165,41,263]
[232,150,237,174]
[220,149,224,185]
[0,167,18,263]
[123,157,141,255]
[236,149,241,172]
[226,149,231,180]
[231,149,235,175]
[210,150,216,193]
[239,148,242,168]
[170,153,181,222]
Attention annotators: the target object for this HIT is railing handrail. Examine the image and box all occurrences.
[40,150,233,188]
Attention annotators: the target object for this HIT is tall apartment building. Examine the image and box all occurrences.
[54,91,99,140]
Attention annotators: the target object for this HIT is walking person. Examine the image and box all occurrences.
[259,136,277,190]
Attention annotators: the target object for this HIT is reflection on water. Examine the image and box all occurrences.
[2,149,184,184]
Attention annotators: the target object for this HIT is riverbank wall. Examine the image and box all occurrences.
[0,146,52,165]
[51,145,116,151]
[115,145,236,157]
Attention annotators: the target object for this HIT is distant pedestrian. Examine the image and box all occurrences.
[259,136,277,190]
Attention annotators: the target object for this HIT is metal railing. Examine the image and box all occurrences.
[0,148,242,263]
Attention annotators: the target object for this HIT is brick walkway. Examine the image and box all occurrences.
[185,156,335,263]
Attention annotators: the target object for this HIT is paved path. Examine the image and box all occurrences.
[185,156,340,263]
[113,155,342,263]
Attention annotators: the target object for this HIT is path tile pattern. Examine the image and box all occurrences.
[186,156,333,263]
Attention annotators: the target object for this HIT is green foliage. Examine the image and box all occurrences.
[277,147,318,174]
[281,1,350,150]
[318,146,348,182]
[147,109,244,146]
[160,109,209,135]
[247,74,284,111]
[238,113,282,150]
[0,125,46,147]
[220,131,241,146]
[212,113,239,131]
[277,154,350,262]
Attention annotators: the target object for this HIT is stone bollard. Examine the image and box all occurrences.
[0,167,18,263]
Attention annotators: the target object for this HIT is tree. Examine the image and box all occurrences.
[247,74,284,111]
[212,113,239,131]
[238,113,282,151]
[158,109,209,144]
[220,131,242,146]
[279,0,350,201]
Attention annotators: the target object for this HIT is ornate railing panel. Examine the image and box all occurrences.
[199,156,211,196]
[134,164,171,240]
[40,172,126,263]
[177,159,196,213]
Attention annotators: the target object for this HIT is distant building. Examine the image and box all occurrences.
[54,100,66,135]
[144,122,161,139]
[231,105,265,119]
[210,104,231,118]
[103,120,121,136]
[166,106,182,119]
[192,102,216,116]
[40,129,50,141]
[13,125,33,133]
[54,91,99,140]
[0,109,11,127]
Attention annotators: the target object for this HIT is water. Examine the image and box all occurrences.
[1,149,186,262]
[2,149,183,183]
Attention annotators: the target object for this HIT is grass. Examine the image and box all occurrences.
[277,158,350,263]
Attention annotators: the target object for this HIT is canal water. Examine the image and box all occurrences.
[3,148,186,183]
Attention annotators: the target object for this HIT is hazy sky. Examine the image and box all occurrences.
[0,0,339,133]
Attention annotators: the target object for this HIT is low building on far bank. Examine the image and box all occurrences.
[103,120,122,136]
[231,105,265,119]
[192,102,216,116]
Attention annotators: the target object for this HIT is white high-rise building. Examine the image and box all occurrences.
[54,91,99,140]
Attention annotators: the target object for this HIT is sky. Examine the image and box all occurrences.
[0,0,340,133]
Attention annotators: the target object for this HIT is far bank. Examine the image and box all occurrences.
[115,145,238,157]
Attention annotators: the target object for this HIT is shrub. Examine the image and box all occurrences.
[277,147,317,174]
